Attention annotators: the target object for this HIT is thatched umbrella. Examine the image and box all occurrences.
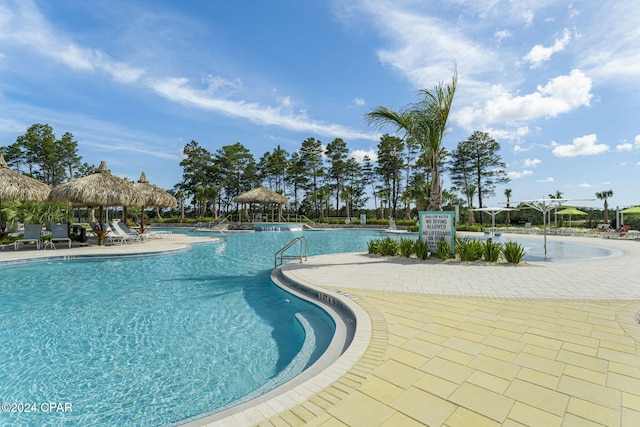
[234,186,287,222]
[0,154,51,232]
[0,154,51,203]
[48,161,143,244]
[133,172,177,231]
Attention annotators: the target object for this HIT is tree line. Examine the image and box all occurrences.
[2,67,518,223]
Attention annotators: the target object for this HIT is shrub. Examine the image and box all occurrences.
[483,239,502,262]
[502,241,526,264]
[399,237,415,257]
[378,237,399,256]
[413,238,430,260]
[455,224,483,232]
[455,237,484,261]
[367,239,380,254]
[366,237,399,256]
[436,237,451,260]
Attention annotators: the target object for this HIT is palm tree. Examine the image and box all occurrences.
[504,188,512,226]
[549,190,563,228]
[366,65,457,211]
[595,189,614,224]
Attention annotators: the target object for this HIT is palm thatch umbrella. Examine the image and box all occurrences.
[0,154,51,232]
[0,154,51,203]
[234,186,287,222]
[48,161,143,244]
[133,172,177,231]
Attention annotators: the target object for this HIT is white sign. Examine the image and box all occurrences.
[419,211,455,253]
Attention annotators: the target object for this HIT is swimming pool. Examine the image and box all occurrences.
[0,229,618,426]
[0,232,355,426]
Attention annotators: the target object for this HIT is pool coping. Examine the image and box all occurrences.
[181,267,375,426]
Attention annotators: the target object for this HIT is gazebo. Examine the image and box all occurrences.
[234,187,287,222]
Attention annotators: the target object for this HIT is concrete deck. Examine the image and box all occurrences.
[2,232,639,426]
[259,234,640,427]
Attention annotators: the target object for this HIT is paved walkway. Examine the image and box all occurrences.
[257,234,640,427]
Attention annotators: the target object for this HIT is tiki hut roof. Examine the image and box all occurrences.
[234,186,287,205]
[0,153,51,202]
[47,161,143,207]
[134,172,177,208]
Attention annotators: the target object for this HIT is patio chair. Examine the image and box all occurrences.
[113,221,144,242]
[14,224,43,250]
[51,224,72,249]
[111,222,141,243]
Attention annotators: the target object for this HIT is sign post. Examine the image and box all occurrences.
[418,211,456,254]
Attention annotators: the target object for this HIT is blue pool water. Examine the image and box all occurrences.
[0,229,383,426]
[0,229,618,426]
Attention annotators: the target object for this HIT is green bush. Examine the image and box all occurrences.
[367,239,380,254]
[413,238,430,260]
[366,237,399,256]
[378,237,400,256]
[399,237,415,257]
[502,241,526,264]
[436,237,451,260]
[407,225,419,232]
[455,224,483,232]
[483,239,502,262]
[455,237,484,261]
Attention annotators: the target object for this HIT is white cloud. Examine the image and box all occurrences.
[494,29,511,45]
[507,170,533,179]
[536,177,554,183]
[578,182,594,188]
[350,148,378,163]
[635,134,640,148]
[523,158,541,167]
[523,29,571,68]
[456,70,593,129]
[616,141,633,151]
[552,134,609,157]
[352,97,365,106]
[149,77,377,140]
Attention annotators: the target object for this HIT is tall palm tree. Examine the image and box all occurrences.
[504,188,512,226]
[366,65,457,211]
[595,189,614,224]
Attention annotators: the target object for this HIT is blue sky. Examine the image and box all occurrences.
[1,0,639,209]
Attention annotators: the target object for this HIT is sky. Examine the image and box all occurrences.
[0,0,639,209]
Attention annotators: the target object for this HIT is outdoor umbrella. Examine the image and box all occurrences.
[620,206,640,226]
[0,154,51,203]
[554,207,587,227]
[471,207,517,237]
[234,186,287,222]
[48,161,143,245]
[133,171,177,231]
[0,153,51,233]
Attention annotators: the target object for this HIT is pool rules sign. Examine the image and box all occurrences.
[418,211,455,253]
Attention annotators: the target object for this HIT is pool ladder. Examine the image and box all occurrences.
[275,236,308,267]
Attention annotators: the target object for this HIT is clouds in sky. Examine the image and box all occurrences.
[552,134,610,157]
[523,29,571,68]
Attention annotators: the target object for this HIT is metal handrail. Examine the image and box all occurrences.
[274,236,308,267]
[299,215,326,230]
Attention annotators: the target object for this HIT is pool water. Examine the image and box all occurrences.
[0,230,377,426]
[0,229,617,426]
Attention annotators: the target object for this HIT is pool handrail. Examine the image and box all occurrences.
[275,236,308,267]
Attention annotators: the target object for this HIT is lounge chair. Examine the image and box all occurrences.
[14,224,43,250]
[50,224,72,249]
[111,222,142,243]
[113,222,144,242]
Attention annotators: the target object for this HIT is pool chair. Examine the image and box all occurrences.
[14,223,43,250]
[50,224,72,249]
[112,222,143,243]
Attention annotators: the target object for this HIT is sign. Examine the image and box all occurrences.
[418,211,455,253]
